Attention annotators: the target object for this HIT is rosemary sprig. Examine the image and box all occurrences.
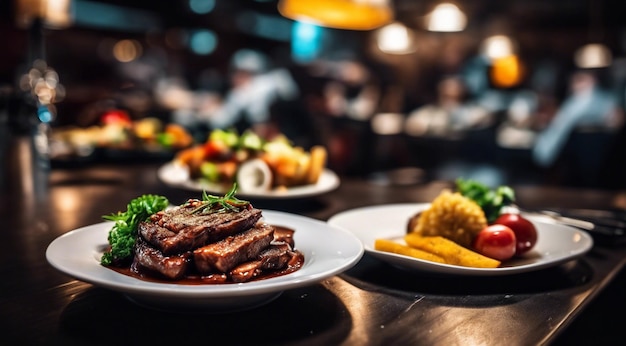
[190,183,250,214]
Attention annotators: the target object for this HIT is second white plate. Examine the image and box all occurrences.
[158,161,340,199]
[327,203,593,276]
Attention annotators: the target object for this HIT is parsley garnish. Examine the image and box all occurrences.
[100,194,169,266]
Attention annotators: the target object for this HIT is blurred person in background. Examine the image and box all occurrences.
[198,49,300,139]
[403,74,504,186]
[320,57,382,121]
[405,75,493,138]
[495,60,563,150]
[307,54,386,175]
[532,69,624,186]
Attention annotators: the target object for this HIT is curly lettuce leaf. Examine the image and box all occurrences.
[455,178,515,223]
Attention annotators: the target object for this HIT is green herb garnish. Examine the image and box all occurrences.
[100,194,169,266]
[189,183,250,214]
[455,178,515,223]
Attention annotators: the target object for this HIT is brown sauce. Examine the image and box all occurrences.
[105,225,305,285]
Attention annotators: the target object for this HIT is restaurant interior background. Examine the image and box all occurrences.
[2,0,626,191]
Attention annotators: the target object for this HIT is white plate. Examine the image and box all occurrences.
[46,210,364,312]
[157,161,340,199]
[327,203,593,276]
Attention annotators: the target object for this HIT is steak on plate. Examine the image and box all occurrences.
[132,237,192,280]
[127,197,304,283]
[229,243,298,283]
[138,200,263,255]
[193,222,275,273]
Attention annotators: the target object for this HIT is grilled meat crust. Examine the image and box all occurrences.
[229,243,295,283]
[193,222,275,273]
[127,198,303,283]
[132,237,192,280]
[138,203,263,255]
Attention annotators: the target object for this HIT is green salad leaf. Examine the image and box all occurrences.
[100,194,169,266]
[455,178,515,223]
[209,128,239,148]
[238,129,264,151]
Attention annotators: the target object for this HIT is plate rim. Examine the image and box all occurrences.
[46,210,364,299]
[157,161,340,199]
[327,203,594,276]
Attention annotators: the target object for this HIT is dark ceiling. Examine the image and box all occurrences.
[2,0,625,126]
[2,0,625,34]
[80,0,626,31]
[2,0,626,88]
[57,0,626,62]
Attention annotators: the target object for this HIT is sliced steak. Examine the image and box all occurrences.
[273,227,295,248]
[193,222,274,273]
[229,243,295,283]
[132,237,192,280]
[138,200,262,255]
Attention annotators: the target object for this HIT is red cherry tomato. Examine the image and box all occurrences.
[100,110,131,126]
[473,224,517,261]
[203,140,230,159]
[494,213,538,255]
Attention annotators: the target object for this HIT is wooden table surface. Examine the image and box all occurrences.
[1,162,625,345]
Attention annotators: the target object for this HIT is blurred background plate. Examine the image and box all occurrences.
[157,161,340,199]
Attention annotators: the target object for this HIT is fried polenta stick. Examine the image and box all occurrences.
[374,239,446,264]
[306,146,327,184]
[404,234,501,268]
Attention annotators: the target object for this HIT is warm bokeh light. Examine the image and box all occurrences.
[18,59,65,116]
[376,22,415,54]
[490,55,525,88]
[113,39,142,62]
[426,3,467,32]
[278,0,393,31]
[15,0,73,29]
[481,35,516,60]
[371,112,404,135]
[574,43,613,68]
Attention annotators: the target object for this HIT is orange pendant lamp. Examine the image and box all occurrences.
[277,0,393,31]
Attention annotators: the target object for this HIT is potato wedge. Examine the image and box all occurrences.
[375,239,446,264]
[404,234,501,268]
[292,152,311,185]
[306,145,327,184]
